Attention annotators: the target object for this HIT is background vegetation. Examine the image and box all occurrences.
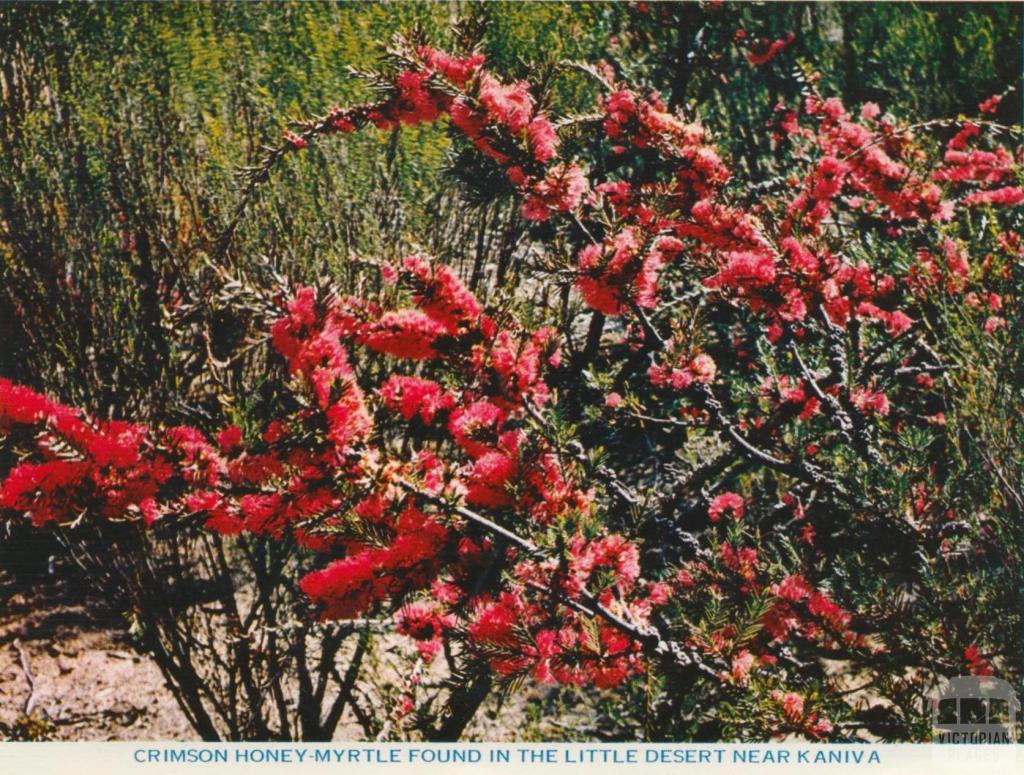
[2,1,1020,413]
[1,0,1021,742]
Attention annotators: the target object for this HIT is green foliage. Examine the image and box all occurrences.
[0,1,618,416]
[0,0,1021,743]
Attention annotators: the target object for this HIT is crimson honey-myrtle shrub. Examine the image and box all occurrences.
[1,27,1021,741]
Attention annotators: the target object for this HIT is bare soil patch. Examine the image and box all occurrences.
[0,566,193,740]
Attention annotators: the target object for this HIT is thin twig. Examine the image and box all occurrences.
[14,639,38,716]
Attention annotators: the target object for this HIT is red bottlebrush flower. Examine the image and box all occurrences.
[882,309,914,335]
[773,574,812,602]
[809,717,834,738]
[262,420,289,444]
[947,123,980,151]
[576,244,620,314]
[523,452,592,524]
[521,164,588,222]
[205,507,244,536]
[806,154,847,200]
[393,694,415,718]
[0,379,63,426]
[649,348,716,392]
[379,375,455,424]
[860,102,881,120]
[676,567,696,588]
[216,425,243,453]
[776,690,805,722]
[400,254,482,331]
[396,602,453,663]
[602,89,637,140]
[135,497,161,528]
[325,389,372,449]
[807,591,851,630]
[300,550,384,620]
[332,114,356,133]
[239,493,285,535]
[799,522,816,545]
[0,460,88,512]
[633,249,665,310]
[575,227,668,315]
[481,327,560,408]
[720,542,759,582]
[703,249,777,294]
[786,155,849,232]
[850,386,890,416]
[163,425,224,482]
[762,603,799,641]
[270,287,367,413]
[478,74,534,132]
[188,491,243,536]
[856,302,914,336]
[448,400,507,458]
[778,109,801,137]
[85,421,147,467]
[821,97,847,121]
[527,116,559,163]
[978,94,1002,114]
[449,97,486,143]
[300,506,448,620]
[679,199,767,252]
[964,644,994,676]
[746,32,796,66]
[417,46,484,88]
[798,396,822,421]
[588,655,636,689]
[288,286,318,327]
[464,446,519,508]
[984,316,1006,334]
[568,534,641,599]
[358,310,448,360]
[963,186,1024,207]
[236,448,286,483]
[708,491,745,522]
[937,147,1015,186]
[392,70,448,125]
[185,490,220,514]
[778,380,807,405]
[730,649,757,683]
[467,593,523,649]
[915,373,935,390]
[412,450,447,495]
[283,130,308,149]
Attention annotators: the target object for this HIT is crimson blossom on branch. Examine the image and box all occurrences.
[1,31,1020,740]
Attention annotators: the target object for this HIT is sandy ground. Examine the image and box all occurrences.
[0,544,589,743]
[0,567,561,742]
[0,570,193,740]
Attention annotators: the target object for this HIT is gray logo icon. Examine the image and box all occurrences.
[932,676,1019,743]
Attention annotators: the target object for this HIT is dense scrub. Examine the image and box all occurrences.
[1,1,1022,742]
